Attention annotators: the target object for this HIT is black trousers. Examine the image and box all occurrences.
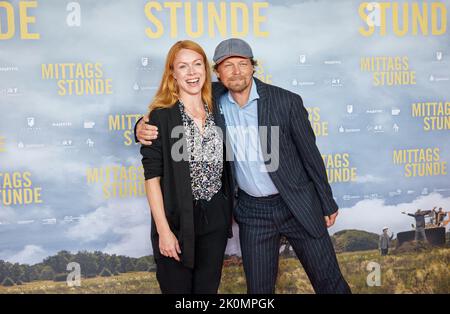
[156,189,229,294]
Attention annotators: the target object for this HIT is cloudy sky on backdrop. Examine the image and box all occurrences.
[1,0,449,264]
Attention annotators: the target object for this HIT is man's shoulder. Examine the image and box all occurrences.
[212,81,223,89]
[212,81,227,96]
[255,78,302,101]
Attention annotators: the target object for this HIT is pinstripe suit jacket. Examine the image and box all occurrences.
[212,78,338,238]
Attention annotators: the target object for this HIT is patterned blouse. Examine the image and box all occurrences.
[178,100,223,201]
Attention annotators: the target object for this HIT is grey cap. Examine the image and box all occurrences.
[213,38,254,65]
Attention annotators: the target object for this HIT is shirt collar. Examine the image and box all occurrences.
[226,78,259,108]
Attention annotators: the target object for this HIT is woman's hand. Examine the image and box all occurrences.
[159,229,182,262]
[145,179,181,262]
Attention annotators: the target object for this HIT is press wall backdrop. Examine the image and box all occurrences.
[0,0,449,292]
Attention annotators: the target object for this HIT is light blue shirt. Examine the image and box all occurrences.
[219,79,279,197]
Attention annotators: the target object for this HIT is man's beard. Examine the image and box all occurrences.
[226,76,249,92]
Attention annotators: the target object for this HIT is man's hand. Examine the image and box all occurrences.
[324,211,338,228]
[136,115,158,145]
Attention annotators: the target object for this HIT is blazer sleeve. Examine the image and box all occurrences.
[288,94,339,216]
[140,110,163,180]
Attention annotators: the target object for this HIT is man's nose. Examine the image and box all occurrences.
[232,64,241,74]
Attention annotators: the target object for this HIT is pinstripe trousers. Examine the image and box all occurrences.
[234,190,351,294]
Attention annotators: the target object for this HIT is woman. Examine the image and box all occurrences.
[141,40,233,294]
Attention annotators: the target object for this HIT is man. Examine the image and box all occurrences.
[431,206,438,226]
[379,227,394,256]
[435,207,447,227]
[402,209,430,242]
[136,38,351,294]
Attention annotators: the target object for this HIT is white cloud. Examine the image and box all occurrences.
[330,193,450,236]
[103,224,151,257]
[0,206,17,224]
[355,175,386,184]
[1,146,89,186]
[2,245,49,265]
[66,198,152,257]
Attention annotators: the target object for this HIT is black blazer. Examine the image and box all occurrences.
[140,101,233,269]
[211,78,338,239]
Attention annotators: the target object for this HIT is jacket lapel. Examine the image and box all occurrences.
[167,102,195,264]
[212,82,227,142]
[212,81,237,196]
[255,78,272,165]
[168,102,193,200]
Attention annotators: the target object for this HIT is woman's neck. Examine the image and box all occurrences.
[179,93,203,110]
